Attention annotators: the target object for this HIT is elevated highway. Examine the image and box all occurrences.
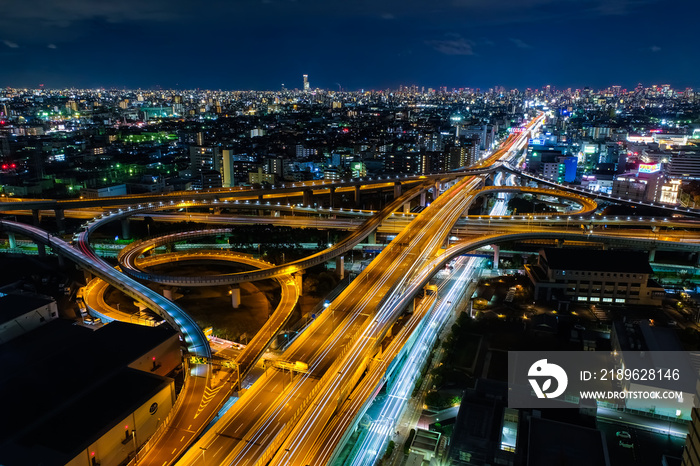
[135,250,300,377]
[114,182,432,286]
[466,185,598,216]
[12,110,700,465]
[0,219,211,359]
[499,162,700,219]
[0,166,494,214]
[175,113,544,466]
[286,224,700,465]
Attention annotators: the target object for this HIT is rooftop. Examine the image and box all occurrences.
[0,291,55,325]
[528,416,609,466]
[4,368,170,465]
[0,319,177,464]
[541,248,653,274]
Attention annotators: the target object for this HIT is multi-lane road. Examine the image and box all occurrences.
[173,113,543,466]
[6,111,700,465]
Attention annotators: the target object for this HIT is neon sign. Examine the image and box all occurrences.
[639,163,661,174]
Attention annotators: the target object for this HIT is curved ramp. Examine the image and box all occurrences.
[0,219,211,359]
[116,183,431,285]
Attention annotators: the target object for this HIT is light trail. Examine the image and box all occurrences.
[340,150,525,465]
[347,256,482,466]
[268,115,540,465]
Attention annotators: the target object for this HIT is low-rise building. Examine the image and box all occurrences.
[526,248,664,306]
[611,320,696,420]
[0,319,180,466]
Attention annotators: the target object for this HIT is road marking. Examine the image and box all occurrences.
[171,448,177,454]
[254,402,261,411]
[188,424,192,430]
[180,435,185,442]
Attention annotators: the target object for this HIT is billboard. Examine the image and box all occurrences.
[639,163,661,174]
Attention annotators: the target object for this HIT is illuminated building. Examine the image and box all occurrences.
[526,248,665,306]
[79,184,128,199]
[190,146,223,180]
[222,151,257,187]
[323,167,340,180]
[456,124,495,151]
[611,176,647,201]
[668,152,700,180]
[610,321,695,420]
[303,74,309,91]
[248,166,276,185]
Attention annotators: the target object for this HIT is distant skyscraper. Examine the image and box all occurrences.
[303,74,310,91]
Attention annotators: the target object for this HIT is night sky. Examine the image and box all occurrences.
[2,0,698,91]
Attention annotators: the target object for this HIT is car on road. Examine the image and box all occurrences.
[619,439,634,449]
[616,431,631,439]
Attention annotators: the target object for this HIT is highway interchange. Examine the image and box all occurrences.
[3,112,700,465]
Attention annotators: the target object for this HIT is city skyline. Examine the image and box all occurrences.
[2,0,698,90]
[2,79,700,465]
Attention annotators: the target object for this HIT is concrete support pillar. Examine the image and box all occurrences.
[556,239,564,248]
[335,256,344,280]
[403,202,411,214]
[83,270,93,283]
[57,253,65,268]
[354,185,361,207]
[55,208,66,233]
[258,194,264,202]
[491,244,500,270]
[230,285,241,309]
[419,191,427,207]
[37,242,46,257]
[121,218,130,240]
[32,209,41,227]
[393,182,402,199]
[368,229,377,244]
[302,189,313,207]
[163,288,173,300]
[329,186,336,209]
[648,248,656,262]
[602,243,608,251]
[293,272,304,296]
[7,232,16,249]
[434,182,441,198]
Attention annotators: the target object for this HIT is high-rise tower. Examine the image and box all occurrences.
[303,74,310,91]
